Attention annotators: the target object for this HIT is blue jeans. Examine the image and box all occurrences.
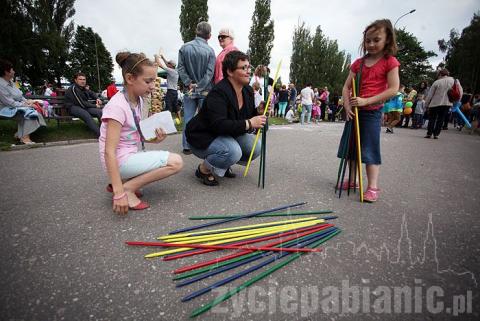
[190,134,261,177]
[182,95,205,149]
[301,104,312,124]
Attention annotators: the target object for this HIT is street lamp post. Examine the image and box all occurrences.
[394,9,416,29]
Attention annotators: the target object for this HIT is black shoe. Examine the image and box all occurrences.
[424,135,431,139]
[195,165,219,186]
[433,136,438,139]
[182,149,192,155]
[224,167,236,178]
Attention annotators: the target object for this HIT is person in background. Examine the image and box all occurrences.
[412,93,425,129]
[300,83,314,125]
[44,83,54,96]
[65,73,103,137]
[424,68,463,139]
[155,52,181,120]
[214,27,238,84]
[277,84,289,118]
[177,21,216,155]
[0,58,46,144]
[106,81,118,99]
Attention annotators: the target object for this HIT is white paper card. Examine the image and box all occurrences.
[139,111,177,140]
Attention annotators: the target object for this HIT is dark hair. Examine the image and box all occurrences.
[116,51,155,82]
[438,68,449,77]
[74,72,86,80]
[0,58,14,77]
[306,83,312,87]
[360,19,398,56]
[222,50,249,78]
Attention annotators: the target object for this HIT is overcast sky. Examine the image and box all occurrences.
[73,0,479,84]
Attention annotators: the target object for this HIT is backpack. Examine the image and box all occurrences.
[447,79,461,102]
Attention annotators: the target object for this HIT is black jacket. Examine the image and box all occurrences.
[65,84,97,109]
[186,78,258,150]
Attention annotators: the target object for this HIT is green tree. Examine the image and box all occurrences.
[395,28,436,88]
[439,12,480,93]
[31,0,76,86]
[68,26,113,92]
[247,0,275,68]
[289,22,349,94]
[179,0,209,43]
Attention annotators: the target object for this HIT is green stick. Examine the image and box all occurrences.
[188,210,334,220]
[190,229,341,318]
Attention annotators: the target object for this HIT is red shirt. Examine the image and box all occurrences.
[214,44,238,84]
[351,55,400,110]
[106,83,118,99]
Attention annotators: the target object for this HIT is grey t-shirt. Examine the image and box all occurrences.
[415,100,425,114]
[165,67,179,91]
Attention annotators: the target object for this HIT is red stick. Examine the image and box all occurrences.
[163,223,331,261]
[126,241,321,253]
[173,223,333,274]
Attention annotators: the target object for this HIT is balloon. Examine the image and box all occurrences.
[405,101,413,108]
[403,107,412,115]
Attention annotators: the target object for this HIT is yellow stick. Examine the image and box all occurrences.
[158,216,318,240]
[352,78,364,202]
[159,220,321,244]
[144,219,323,258]
[243,60,283,177]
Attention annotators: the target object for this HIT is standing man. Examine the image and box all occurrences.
[214,28,238,84]
[155,52,180,120]
[300,83,314,125]
[65,72,103,137]
[177,21,216,155]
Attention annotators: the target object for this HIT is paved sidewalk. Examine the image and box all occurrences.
[1,122,479,320]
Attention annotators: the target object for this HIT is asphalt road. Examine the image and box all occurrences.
[1,122,479,321]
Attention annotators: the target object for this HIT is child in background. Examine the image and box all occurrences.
[99,52,183,215]
[384,85,404,133]
[337,19,400,202]
[413,94,425,129]
[311,99,321,123]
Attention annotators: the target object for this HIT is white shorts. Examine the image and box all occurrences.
[119,150,170,179]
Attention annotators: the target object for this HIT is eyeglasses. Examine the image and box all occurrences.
[218,35,229,40]
[235,65,252,72]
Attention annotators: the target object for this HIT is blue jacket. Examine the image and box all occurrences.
[177,37,215,95]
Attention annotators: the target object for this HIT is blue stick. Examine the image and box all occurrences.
[180,228,339,301]
[452,101,472,128]
[168,202,307,234]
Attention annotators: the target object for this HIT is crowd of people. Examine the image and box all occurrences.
[1,19,479,215]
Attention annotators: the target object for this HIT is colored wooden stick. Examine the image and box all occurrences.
[127,241,320,253]
[164,223,329,261]
[167,201,306,235]
[243,60,282,177]
[159,216,319,239]
[352,78,364,202]
[173,224,334,280]
[176,228,337,290]
[188,210,334,220]
[144,220,322,258]
[157,220,321,244]
[189,229,341,316]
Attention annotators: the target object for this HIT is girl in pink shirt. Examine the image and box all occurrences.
[99,52,183,214]
[337,19,400,202]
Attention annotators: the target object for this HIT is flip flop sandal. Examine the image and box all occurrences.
[195,165,219,186]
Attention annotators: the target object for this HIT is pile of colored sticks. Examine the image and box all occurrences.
[335,78,364,201]
[126,202,341,318]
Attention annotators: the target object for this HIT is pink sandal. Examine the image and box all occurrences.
[363,187,380,203]
[106,184,143,198]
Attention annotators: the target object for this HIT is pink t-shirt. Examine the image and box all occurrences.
[98,91,142,170]
[351,55,400,110]
[214,44,238,84]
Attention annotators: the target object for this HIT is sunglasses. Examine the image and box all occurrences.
[218,35,229,40]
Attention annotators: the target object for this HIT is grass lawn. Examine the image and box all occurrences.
[0,116,289,150]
